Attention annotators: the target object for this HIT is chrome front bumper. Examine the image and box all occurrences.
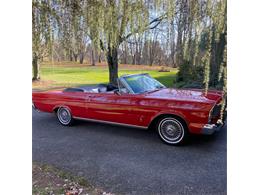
[201,120,225,135]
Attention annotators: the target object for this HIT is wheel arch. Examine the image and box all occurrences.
[53,106,59,113]
[148,113,188,131]
[52,105,71,114]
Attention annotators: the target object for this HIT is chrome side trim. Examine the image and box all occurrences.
[73,117,148,129]
[32,102,40,112]
[208,102,216,123]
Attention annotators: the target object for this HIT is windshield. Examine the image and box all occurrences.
[122,74,165,94]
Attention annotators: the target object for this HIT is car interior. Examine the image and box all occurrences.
[63,83,119,93]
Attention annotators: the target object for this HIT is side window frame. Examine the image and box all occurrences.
[118,77,134,94]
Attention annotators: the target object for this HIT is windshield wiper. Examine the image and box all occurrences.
[140,86,165,94]
[156,85,165,89]
[144,88,162,94]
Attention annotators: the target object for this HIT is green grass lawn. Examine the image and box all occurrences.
[35,64,178,89]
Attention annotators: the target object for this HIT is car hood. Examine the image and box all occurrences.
[144,88,223,103]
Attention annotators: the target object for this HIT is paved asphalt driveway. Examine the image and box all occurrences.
[33,109,226,195]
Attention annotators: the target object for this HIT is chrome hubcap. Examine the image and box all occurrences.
[58,108,71,124]
[159,119,183,142]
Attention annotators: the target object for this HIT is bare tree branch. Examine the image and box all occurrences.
[119,13,167,43]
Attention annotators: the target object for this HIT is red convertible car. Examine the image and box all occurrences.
[32,73,224,145]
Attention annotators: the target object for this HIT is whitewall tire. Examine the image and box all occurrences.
[157,117,188,145]
[57,107,74,126]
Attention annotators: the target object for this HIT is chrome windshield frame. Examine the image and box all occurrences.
[118,76,135,94]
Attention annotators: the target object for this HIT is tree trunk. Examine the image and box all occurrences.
[149,43,153,66]
[132,54,136,65]
[69,50,73,61]
[91,48,95,66]
[175,6,184,67]
[106,47,118,86]
[170,20,176,67]
[98,54,102,63]
[123,42,127,64]
[175,28,183,66]
[73,53,78,62]
[32,55,40,81]
[136,41,141,65]
[79,52,84,64]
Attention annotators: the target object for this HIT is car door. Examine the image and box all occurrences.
[85,92,143,126]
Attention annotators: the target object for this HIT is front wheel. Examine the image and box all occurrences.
[57,107,74,126]
[157,117,188,145]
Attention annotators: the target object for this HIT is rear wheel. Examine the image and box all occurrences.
[157,117,188,145]
[57,107,74,126]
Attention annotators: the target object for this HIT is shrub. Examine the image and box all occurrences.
[176,61,204,88]
[176,61,194,82]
